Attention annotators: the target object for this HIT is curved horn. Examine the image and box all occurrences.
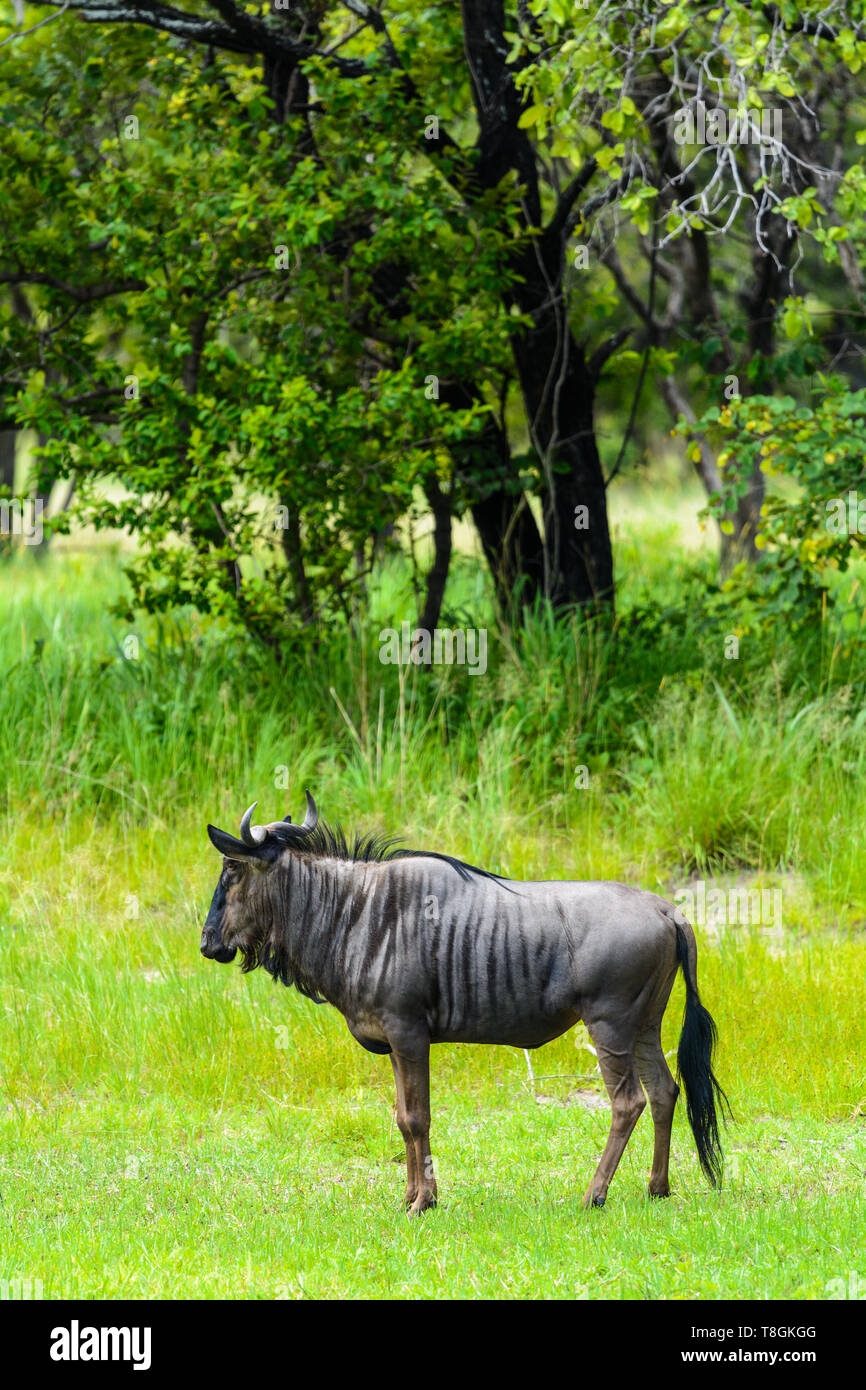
[300,789,318,832]
[259,792,318,839]
[239,802,268,846]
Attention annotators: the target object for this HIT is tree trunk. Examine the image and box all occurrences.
[416,474,452,634]
[0,429,15,491]
[438,381,545,611]
[281,503,315,627]
[461,0,614,611]
[508,245,614,608]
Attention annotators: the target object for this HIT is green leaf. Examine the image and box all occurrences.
[518,104,547,129]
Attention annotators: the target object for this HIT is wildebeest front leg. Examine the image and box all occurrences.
[391,1045,436,1216]
[390,1054,419,1209]
[582,1028,646,1209]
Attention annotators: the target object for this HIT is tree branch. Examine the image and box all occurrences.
[545,156,597,244]
[0,0,69,49]
[587,327,632,385]
[761,3,842,42]
[0,271,146,302]
[23,0,369,69]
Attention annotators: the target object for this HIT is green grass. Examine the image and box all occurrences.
[4,1099,864,1299]
[3,895,865,1300]
[1,533,865,1299]
[1,807,864,1299]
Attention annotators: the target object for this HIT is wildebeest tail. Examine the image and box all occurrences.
[674,918,730,1187]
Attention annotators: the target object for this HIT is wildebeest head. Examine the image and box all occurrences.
[200,791,318,967]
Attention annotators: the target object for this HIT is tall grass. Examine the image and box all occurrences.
[3,538,866,913]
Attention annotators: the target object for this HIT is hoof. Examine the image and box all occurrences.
[649,1187,671,1201]
[407,1194,438,1217]
[582,1193,606,1210]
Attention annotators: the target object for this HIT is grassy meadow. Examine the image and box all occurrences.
[1,491,865,1299]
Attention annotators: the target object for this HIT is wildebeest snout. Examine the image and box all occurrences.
[200,927,237,963]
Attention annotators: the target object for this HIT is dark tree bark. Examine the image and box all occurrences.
[416,474,452,634]
[281,503,315,627]
[0,429,15,491]
[506,260,614,606]
[734,210,796,563]
[461,0,615,609]
[438,380,544,611]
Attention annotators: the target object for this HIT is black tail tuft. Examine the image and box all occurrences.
[674,921,731,1187]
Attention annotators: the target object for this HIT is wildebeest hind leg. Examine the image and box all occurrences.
[634,1024,679,1199]
[389,1054,418,1208]
[581,1025,646,1209]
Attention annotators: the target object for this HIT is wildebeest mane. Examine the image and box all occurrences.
[282,819,511,887]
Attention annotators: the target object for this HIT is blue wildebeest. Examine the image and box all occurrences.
[201,793,728,1213]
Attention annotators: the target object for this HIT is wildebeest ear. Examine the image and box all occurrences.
[207,824,266,860]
